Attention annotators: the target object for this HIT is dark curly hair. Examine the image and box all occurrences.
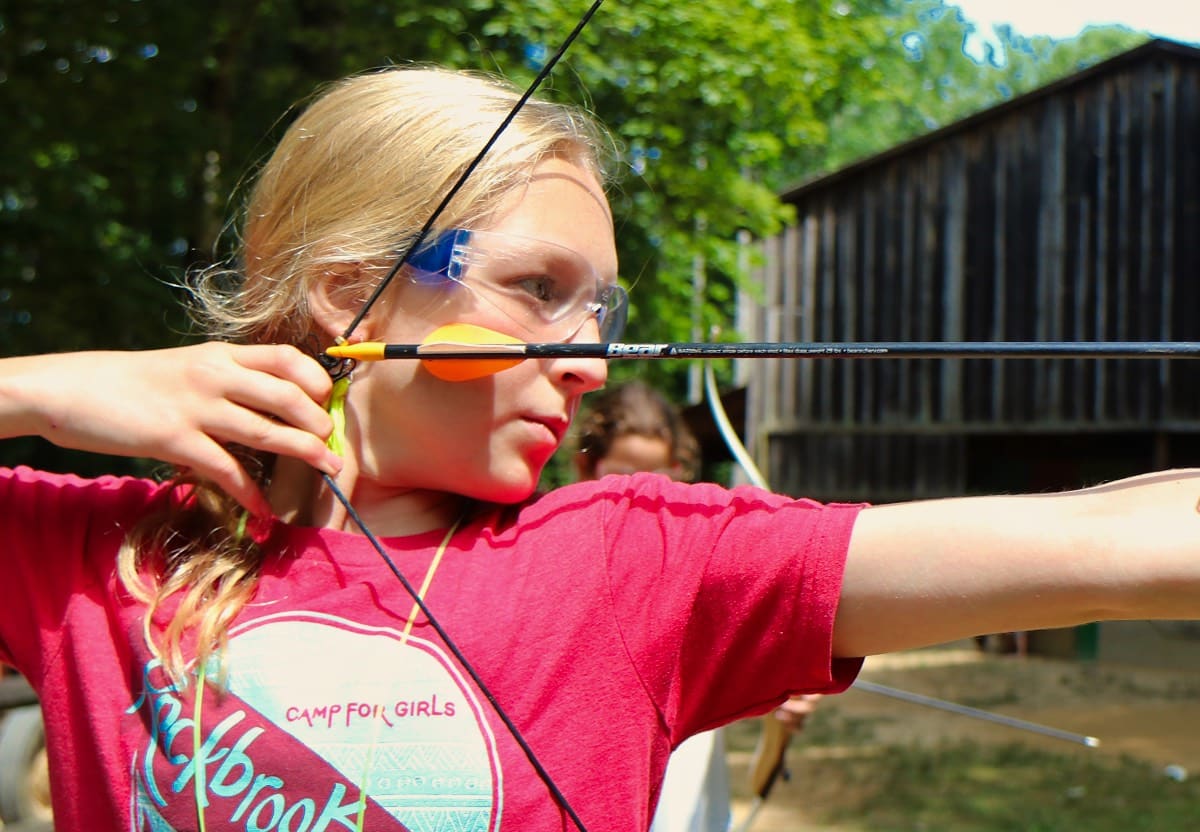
[573,381,700,482]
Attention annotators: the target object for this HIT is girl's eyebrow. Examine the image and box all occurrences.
[498,242,594,280]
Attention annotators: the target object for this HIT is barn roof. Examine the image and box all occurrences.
[780,38,1200,202]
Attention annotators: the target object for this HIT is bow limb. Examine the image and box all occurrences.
[703,361,792,832]
[703,361,767,489]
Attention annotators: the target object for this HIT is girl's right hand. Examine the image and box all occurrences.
[0,343,343,517]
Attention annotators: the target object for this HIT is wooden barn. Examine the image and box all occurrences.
[735,38,1200,508]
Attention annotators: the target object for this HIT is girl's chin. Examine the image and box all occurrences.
[467,468,545,505]
[450,445,556,504]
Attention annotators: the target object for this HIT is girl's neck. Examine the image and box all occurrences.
[269,455,469,537]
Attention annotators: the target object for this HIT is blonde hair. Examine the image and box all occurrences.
[197,66,613,346]
[119,66,614,684]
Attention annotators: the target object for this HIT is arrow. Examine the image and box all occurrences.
[326,325,1200,382]
[852,679,1100,747]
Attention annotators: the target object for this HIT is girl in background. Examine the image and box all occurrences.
[575,381,728,832]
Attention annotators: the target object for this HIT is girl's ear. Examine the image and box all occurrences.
[308,263,373,341]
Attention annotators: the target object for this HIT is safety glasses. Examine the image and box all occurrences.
[405,229,628,342]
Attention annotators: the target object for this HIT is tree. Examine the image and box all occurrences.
[785,3,1150,180]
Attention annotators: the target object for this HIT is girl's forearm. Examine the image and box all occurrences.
[834,469,1200,656]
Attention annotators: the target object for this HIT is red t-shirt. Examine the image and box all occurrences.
[0,466,863,831]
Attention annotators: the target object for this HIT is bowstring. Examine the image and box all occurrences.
[323,475,589,831]
[323,3,607,828]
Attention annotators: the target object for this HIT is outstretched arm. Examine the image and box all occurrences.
[833,470,1200,657]
[0,344,342,516]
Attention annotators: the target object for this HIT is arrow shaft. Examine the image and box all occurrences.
[853,679,1100,747]
[379,340,1200,361]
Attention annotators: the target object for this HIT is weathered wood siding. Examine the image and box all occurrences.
[739,41,1200,501]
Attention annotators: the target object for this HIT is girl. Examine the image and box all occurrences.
[2,66,1200,832]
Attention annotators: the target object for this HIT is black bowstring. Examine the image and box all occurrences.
[322,3,607,828]
[322,475,589,831]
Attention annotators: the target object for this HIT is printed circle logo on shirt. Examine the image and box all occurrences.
[128,611,501,832]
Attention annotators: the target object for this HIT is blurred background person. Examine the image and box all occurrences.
[574,381,828,831]
[573,380,724,832]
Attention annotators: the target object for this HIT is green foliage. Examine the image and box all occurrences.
[780,2,1150,182]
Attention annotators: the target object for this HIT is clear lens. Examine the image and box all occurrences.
[407,229,626,341]
[595,283,628,341]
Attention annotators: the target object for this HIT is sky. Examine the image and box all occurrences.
[951,0,1200,58]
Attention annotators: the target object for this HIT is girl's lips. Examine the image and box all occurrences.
[523,414,569,443]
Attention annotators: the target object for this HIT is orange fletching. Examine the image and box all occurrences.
[419,323,526,381]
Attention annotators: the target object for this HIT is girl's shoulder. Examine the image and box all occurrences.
[498,474,810,531]
[0,465,170,516]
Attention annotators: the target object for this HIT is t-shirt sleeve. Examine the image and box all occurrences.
[596,475,865,742]
[0,466,161,678]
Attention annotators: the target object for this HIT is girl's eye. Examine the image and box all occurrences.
[514,275,557,303]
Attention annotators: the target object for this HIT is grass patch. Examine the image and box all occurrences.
[726,705,1199,831]
[808,741,1199,831]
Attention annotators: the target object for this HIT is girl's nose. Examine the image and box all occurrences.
[549,316,608,394]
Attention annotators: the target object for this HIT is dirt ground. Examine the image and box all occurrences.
[724,641,1200,831]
